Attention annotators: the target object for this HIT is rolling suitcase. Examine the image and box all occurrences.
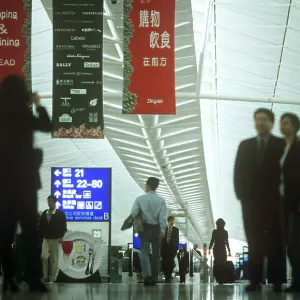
[213,261,235,284]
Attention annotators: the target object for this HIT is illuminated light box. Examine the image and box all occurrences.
[51,168,111,222]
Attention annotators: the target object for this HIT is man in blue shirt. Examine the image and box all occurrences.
[131,177,167,286]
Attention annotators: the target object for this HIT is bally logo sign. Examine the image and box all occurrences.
[84,62,100,68]
[56,63,71,67]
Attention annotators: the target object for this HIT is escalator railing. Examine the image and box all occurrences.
[192,250,202,274]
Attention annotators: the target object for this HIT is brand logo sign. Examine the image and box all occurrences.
[84,62,100,68]
[52,0,104,136]
[82,28,102,33]
[59,114,72,122]
[71,108,86,114]
[82,12,102,16]
[55,11,75,16]
[89,98,98,107]
[66,54,90,60]
[89,112,98,123]
[61,97,71,107]
[82,45,101,49]
[81,81,95,84]
[70,89,87,95]
[56,79,74,85]
[55,28,75,32]
[63,72,93,76]
[71,36,86,41]
[56,79,74,86]
[65,20,93,24]
[56,63,71,67]
[56,45,75,50]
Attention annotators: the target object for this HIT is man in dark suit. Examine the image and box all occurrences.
[234,108,285,292]
[161,216,179,283]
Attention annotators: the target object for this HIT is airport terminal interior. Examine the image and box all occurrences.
[0,0,300,299]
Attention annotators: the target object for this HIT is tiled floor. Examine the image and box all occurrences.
[0,282,299,300]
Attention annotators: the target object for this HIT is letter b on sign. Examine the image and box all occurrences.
[104,213,109,220]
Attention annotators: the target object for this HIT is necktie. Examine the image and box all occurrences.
[167,226,172,244]
[259,138,266,162]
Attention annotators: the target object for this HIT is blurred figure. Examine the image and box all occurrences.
[0,75,52,293]
[234,108,285,292]
[193,244,202,257]
[279,113,300,293]
[40,195,67,283]
[15,212,43,284]
[131,177,167,286]
[208,218,231,264]
[161,216,179,283]
[177,245,189,283]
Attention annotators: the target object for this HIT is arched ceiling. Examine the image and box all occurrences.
[33,0,300,246]
[34,0,214,245]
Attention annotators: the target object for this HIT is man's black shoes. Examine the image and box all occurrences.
[144,276,152,287]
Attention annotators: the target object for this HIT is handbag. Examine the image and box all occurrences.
[121,212,146,234]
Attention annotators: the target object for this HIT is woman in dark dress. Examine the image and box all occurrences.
[209,218,231,264]
[279,113,300,293]
[0,76,51,293]
[177,245,189,283]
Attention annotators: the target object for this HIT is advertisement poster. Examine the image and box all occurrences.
[123,0,176,114]
[52,0,104,139]
[51,167,111,222]
[0,0,31,87]
[58,231,105,279]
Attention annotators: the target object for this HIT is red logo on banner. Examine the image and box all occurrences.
[123,0,176,115]
[0,1,30,83]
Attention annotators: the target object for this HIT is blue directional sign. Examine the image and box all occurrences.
[51,168,111,222]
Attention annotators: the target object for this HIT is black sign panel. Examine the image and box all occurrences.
[52,0,104,139]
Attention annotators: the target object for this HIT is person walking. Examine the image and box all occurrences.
[40,195,67,283]
[0,75,52,293]
[131,177,167,286]
[177,245,189,283]
[208,218,231,264]
[279,113,300,293]
[161,216,179,283]
[193,244,202,257]
[234,108,285,292]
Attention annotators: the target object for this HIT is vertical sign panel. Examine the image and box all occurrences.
[0,0,31,87]
[123,0,176,115]
[52,0,104,139]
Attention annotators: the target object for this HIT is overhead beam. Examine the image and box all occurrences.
[272,1,292,98]
[40,92,300,105]
[196,0,213,97]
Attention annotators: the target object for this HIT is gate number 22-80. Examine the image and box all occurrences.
[77,180,103,188]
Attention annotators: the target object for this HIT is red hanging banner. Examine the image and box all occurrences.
[123,0,176,115]
[0,0,31,86]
